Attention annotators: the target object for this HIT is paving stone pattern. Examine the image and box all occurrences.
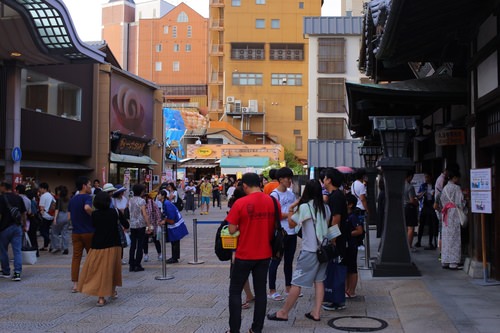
[1,205,500,332]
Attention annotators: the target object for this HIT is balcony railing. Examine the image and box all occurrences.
[210,44,224,55]
[210,0,225,6]
[209,71,224,84]
[210,19,224,30]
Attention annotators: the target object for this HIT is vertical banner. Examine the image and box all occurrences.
[123,169,131,194]
[161,172,167,184]
[147,170,153,192]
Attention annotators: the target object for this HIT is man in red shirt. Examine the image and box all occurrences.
[226,172,277,333]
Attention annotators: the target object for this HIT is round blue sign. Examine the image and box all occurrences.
[12,147,22,162]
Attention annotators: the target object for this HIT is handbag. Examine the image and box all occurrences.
[22,232,37,265]
[308,204,335,263]
[270,196,286,260]
[443,187,468,228]
[115,209,128,248]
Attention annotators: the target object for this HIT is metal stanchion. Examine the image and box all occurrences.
[189,218,205,265]
[359,215,372,270]
[155,225,174,280]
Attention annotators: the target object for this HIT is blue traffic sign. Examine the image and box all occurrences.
[12,147,22,162]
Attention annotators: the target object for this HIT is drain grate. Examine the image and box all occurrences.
[327,316,388,332]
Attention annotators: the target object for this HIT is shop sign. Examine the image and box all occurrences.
[12,173,22,189]
[196,147,213,157]
[435,128,465,146]
[114,137,147,156]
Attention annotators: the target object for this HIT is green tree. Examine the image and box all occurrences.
[262,147,305,179]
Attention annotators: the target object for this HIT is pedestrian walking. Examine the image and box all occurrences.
[0,182,27,281]
[225,173,276,333]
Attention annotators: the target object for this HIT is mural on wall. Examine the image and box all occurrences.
[110,74,154,139]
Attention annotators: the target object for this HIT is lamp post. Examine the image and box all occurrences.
[370,116,420,277]
[358,144,382,269]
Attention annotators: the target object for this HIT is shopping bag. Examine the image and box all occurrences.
[323,260,346,304]
[22,232,37,265]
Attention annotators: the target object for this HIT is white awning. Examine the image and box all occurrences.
[110,152,158,165]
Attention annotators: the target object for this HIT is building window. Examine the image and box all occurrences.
[256,0,266,4]
[299,2,304,9]
[317,118,345,140]
[232,0,241,6]
[173,61,180,72]
[172,26,177,38]
[270,43,304,61]
[155,44,162,52]
[187,26,192,38]
[177,11,188,22]
[185,44,192,52]
[232,73,263,86]
[256,19,265,29]
[293,129,301,135]
[155,61,162,71]
[318,38,346,73]
[295,136,303,151]
[173,44,180,52]
[163,25,169,34]
[271,19,280,29]
[295,106,303,120]
[271,73,302,86]
[318,78,345,113]
[231,43,265,60]
[21,69,82,121]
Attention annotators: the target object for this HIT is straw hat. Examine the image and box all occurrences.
[102,183,117,193]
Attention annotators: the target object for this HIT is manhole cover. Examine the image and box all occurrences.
[327,316,388,332]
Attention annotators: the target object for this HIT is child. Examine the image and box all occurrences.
[345,193,363,298]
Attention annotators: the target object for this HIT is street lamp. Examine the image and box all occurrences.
[357,144,382,270]
[370,116,420,277]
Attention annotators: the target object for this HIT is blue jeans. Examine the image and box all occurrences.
[268,234,297,290]
[0,224,23,274]
[229,258,270,333]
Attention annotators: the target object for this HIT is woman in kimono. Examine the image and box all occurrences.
[439,170,466,270]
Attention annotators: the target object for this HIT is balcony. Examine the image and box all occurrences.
[209,0,225,7]
[209,71,224,85]
[210,44,224,56]
[209,19,224,31]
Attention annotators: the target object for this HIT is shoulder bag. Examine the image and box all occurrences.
[270,196,287,260]
[308,204,336,263]
[115,209,128,248]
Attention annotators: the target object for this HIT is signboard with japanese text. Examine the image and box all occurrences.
[470,168,492,214]
[435,128,465,146]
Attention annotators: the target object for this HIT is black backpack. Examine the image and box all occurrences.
[214,221,232,261]
[3,195,22,226]
[175,196,184,212]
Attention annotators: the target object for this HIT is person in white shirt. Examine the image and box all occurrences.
[268,167,298,301]
[38,182,55,251]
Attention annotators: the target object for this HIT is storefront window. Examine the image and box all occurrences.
[21,69,82,121]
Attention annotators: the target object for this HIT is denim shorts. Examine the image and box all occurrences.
[201,196,210,204]
[291,251,327,288]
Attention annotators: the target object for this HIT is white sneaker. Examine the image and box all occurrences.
[358,245,365,251]
[158,255,162,261]
[144,254,149,262]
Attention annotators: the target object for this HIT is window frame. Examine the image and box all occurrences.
[271,19,280,29]
[317,78,345,113]
[232,0,241,6]
[232,73,263,86]
[271,73,303,86]
[294,106,303,121]
[172,26,177,38]
[173,61,180,72]
[255,19,265,29]
[317,117,345,140]
[318,38,346,73]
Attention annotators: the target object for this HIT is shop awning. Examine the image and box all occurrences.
[178,158,219,168]
[110,152,158,165]
[220,157,270,174]
[0,160,92,170]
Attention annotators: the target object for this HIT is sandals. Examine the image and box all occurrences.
[305,312,321,322]
[267,292,284,301]
[241,302,250,309]
[96,298,107,307]
[345,292,357,299]
[110,291,118,300]
[267,312,288,321]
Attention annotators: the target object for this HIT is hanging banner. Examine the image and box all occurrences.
[102,167,106,184]
[123,169,131,194]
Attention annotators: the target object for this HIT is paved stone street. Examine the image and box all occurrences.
[1,204,500,332]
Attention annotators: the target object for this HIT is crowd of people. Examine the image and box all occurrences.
[0,163,468,331]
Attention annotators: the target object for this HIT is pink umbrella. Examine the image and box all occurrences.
[336,166,355,174]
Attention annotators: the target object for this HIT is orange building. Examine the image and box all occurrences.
[102,0,208,105]
[208,0,322,160]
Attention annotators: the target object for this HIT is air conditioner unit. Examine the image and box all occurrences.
[242,107,249,113]
[226,96,235,103]
[248,100,258,113]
